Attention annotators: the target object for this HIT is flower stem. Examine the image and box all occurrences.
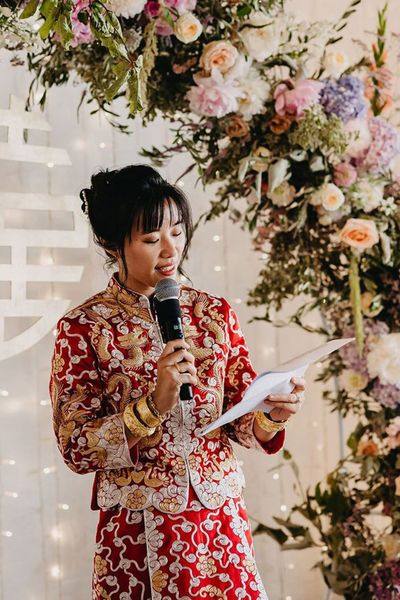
[349,252,364,355]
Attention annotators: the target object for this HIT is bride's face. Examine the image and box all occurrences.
[118,200,186,296]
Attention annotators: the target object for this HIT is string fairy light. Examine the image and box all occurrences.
[212,235,221,242]
[0,390,9,397]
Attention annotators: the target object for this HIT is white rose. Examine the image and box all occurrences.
[311,183,345,211]
[174,13,203,44]
[339,369,369,393]
[268,181,296,207]
[107,0,146,18]
[353,180,384,213]
[367,333,400,388]
[241,11,280,62]
[323,50,349,77]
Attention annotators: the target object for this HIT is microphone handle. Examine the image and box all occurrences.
[159,320,193,402]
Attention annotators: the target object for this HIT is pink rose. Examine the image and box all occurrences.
[274,79,323,118]
[334,162,358,187]
[187,71,242,118]
[144,1,160,17]
[338,218,379,250]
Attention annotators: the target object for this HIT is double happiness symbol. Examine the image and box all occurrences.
[0,95,88,361]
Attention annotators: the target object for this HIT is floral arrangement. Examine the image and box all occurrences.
[1,1,400,598]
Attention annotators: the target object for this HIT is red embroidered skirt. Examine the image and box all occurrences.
[92,485,268,600]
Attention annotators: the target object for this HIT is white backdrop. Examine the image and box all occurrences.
[0,1,396,599]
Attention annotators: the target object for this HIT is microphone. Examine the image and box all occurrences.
[153,278,193,401]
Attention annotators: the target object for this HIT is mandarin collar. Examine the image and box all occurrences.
[106,273,186,322]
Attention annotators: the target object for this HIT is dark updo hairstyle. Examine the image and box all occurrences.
[79,164,193,280]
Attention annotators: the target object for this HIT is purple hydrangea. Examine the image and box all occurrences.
[320,76,368,123]
[339,319,389,375]
[356,117,400,174]
[368,559,400,600]
[372,380,400,409]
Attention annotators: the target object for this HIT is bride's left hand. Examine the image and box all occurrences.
[263,377,306,423]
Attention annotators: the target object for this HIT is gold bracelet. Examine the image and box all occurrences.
[255,411,288,433]
[147,395,163,421]
[123,403,156,438]
[135,397,161,428]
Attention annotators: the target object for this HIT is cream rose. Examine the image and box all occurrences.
[241,11,280,62]
[323,50,349,77]
[338,218,379,249]
[367,333,400,388]
[310,183,345,212]
[199,40,238,73]
[382,535,400,559]
[268,181,296,207]
[174,13,203,44]
[107,0,146,18]
[339,369,369,393]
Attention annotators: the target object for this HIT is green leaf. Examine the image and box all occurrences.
[20,0,40,19]
[105,63,130,103]
[38,0,59,39]
[252,523,288,545]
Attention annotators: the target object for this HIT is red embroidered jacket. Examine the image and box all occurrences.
[49,275,284,513]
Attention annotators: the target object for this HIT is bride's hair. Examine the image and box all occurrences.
[80,164,193,279]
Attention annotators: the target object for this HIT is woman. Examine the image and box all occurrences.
[49,164,305,600]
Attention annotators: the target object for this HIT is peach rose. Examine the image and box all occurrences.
[338,218,379,250]
[199,40,238,73]
[174,12,203,43]
[356,439,379,457]
[268,113,293,134]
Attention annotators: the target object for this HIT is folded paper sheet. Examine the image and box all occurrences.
[201,338,354,436]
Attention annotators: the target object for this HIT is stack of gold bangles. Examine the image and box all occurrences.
[255,411,288,433]
[123,396,165,438]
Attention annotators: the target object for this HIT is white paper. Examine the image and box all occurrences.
[200,338,354,436]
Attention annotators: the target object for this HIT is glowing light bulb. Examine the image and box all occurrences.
[4,491,18,498]
[47,162,54,169]
[0,390,9,397]
[50,565,61,579]
[40,400,50,406]
[214,265,222,272]
[51,527,63,541]
[288,563,295,570]
[280,504,287,512]
[99,142,106,149]
[234,298,242,304]
[177,180,185,187]
[1,531,13,537]
[52,329,57,336]
[43,466,56,475]
[272,473,279,480]
[58,503,70,511]
[212,235,221,242]
[1,459,16,466]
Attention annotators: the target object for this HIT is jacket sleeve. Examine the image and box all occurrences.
[222,299,285,454]
[49,315,139,474]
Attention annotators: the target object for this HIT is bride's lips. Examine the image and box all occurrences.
[156,264,176,276]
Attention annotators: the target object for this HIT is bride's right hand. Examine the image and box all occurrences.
[152,340,197,415]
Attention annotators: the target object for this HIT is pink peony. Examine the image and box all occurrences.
[70,0,93,47]
[334,162,358,187]
[274,79,323,118]
[187,70,242,118]
[165,0,196,14]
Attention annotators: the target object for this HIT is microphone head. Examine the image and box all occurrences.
[154,278,180,302]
